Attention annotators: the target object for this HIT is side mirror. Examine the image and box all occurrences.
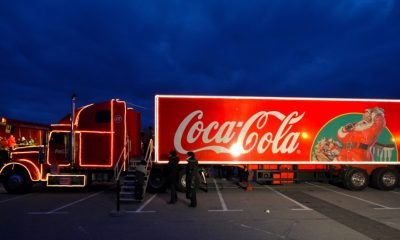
[38,146,45,164]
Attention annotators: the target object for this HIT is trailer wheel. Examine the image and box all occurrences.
[147,169,166,193]
[176,168,208,192]
[344,168,369,191]
[371,168,399,191]
[177,169,187,192]
[199,169,208,192]
[3,170,32,194]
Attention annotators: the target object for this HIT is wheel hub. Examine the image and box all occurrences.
[382,172,396,187]
[351,173,366,187]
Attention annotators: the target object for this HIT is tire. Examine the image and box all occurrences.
[344,168,369,191]
[177,168,187,192]
[371,168,384,189]
[177,168,208,192]
[147,169,166,193]
[371,168,399,191]
[3,170,32,194]
[199,169,208,192]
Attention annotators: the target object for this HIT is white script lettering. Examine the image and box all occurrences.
[173,110,304,155]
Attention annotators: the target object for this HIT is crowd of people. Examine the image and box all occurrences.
[0,135,36,150]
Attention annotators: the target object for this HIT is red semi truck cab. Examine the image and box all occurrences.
[0,99,142,193]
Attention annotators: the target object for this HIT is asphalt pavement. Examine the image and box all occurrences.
[1,179,400,240]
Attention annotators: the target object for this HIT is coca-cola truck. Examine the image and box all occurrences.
[1,95,400,194]
[154,95,400,191]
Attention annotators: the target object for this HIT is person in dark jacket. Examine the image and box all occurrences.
[186,151,198,207]
[167,150,179,204]
[134,160,147,201]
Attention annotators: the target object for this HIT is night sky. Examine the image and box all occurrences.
[1,1,400,128]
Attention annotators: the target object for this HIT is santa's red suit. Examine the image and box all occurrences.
[337,110,385,161]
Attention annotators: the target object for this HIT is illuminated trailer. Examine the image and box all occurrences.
[154,95,400,191]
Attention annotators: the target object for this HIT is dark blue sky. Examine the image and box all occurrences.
[1,1,400,128]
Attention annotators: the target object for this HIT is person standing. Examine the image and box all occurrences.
[7,135,16,149]
[134,160,147,201]
[186,151,198,207]
[167,150,179,204]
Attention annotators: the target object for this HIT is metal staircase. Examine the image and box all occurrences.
[119,139,154,202]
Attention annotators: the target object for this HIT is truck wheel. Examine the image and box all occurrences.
[147,169,166,193]
[371,168,384,189]
[199,169,208,192]
[177,168,208,192]
[371,168,399,191]
[177,169,187,192]
[3,171,32,194]
[344,168,369,191]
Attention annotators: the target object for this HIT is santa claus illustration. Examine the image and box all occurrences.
[337,107,386,161]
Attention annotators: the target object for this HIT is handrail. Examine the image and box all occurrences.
[114,137,130,212]
[144,139,154,171]
[142,139,154,195]
[114,137,130,181]
[144,138,153,162]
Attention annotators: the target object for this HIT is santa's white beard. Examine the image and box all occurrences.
[354,120,373,131]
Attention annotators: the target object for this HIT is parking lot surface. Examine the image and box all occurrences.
[1,179,400,240]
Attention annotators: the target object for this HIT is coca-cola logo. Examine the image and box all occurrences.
[174,110,305,155]
[55,149,66,154]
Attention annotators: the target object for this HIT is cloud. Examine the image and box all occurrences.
[0,0,400,127]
